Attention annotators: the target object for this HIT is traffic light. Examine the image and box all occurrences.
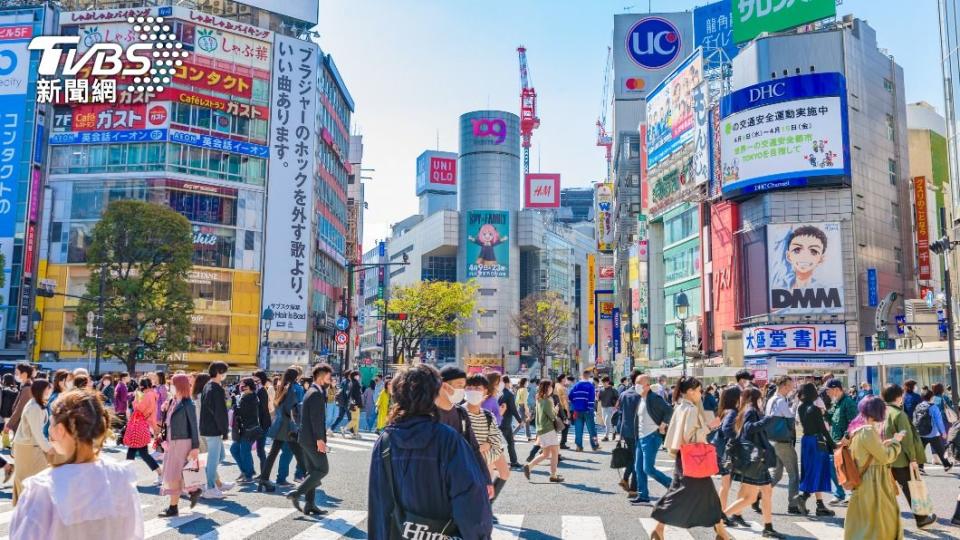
[36,282,55,298]
[135,346,145,361]
[930,236,952,255]
[386,313,408,321]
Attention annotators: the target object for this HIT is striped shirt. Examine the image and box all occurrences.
[468,409,504,464]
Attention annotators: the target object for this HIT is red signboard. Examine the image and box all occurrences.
[599,266,615,279]
[429,157,457,186]
[524,173,561,208]
[71,103,169,131]
[174,61,253,99]
[168,88,267,119]
[0,25,32,40]
[23,223,35,276]
[710,201,739,353]
[914,177,931,281]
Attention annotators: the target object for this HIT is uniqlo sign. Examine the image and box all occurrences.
[430,157,456,185]
[524,173,561,208]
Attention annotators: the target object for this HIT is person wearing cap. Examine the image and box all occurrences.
[735,370,754,390]
[825,378,856,506]
[435,365,494,499]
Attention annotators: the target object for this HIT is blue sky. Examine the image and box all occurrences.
[318,1,941,247]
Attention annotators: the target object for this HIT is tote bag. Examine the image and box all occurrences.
[182,457,206,491]
[680,442,719,478]
[908,466,934,516]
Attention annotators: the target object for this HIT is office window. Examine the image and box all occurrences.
[883,78,894,93]
[888,159,898,185]
[886,114,896,142]
[894,247,903,274]
[891,202,900,231]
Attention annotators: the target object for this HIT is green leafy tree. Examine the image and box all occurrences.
[385,280,479,363]
[77,201,194,373]
[513,291,572,378]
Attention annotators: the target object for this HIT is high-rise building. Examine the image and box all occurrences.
[557,187,594,223]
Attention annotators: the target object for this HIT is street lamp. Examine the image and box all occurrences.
[929,236,960,408]
[675,292,689,376]
[261,307,274,372]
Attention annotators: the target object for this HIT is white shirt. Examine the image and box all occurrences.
[13,399,51,452]
[637,395,660,438]
[9,457,143,540]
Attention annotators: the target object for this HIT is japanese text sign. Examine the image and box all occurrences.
[743,323,846,356]
[914,177,931,281]
[733,0,836,44]
[465,210,510,278]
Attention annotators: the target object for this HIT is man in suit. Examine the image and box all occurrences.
[498,376,523,468]
[287,363,332,516]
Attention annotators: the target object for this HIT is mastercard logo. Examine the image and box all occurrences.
[625,78,645,90]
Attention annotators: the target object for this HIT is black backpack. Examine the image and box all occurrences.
[0,388,17,418]
[913,402,933,435]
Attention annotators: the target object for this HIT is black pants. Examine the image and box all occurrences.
[260,438,303,482]
[330,404,350,430]
[623,436,637,490]
[500,423,518,465]
[891,466,914,507]
[921,436,952,467]
[293,443,330,508]
[560,422,570,447]
[255,435,267,473]
[126,445,159,471]
[526,444,540,463]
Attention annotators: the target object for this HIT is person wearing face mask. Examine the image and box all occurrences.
[5,363,35,439]
[12,380,54,505]
[498,376,523,468]
[630,374,674,505]
[465,375,510,500]
[434,366,493,499]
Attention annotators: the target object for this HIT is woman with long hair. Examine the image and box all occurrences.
[258,367,305,491]
[796,382,836,517]
[44,370,71,438]
[9,390,142,539]
[721,387,784,538]
[481,371,505,424]
[123,377,162,486]
[522,380,562,483]
[12,380,53,504]
[650,376,731,540]
[157,374,202,517]
[715,385,741,511]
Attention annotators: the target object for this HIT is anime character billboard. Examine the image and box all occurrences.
[767,222,844,315]
[466,210,510,278]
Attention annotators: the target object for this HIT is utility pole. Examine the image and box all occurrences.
[931,210,960,408]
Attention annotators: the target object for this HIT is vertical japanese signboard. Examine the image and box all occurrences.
[595,183,615,252]
[263,35,315,333]
[587,254,596,347]
[691,82,711,187]
[914,177,931,281]
[694,0,739,69]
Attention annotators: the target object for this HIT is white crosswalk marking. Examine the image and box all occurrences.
[492,513,524,540]
[562,515,606,539]
[794,520,845,540]
[289,509,367,540]
[325,442,369,453]
[639,517,695,540]
[197,506,297,540]
[143,504,221,538]
[328,437,375,448]
[725,520,766,539]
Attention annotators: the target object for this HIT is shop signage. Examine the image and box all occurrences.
[71,102,169,131]
[174,61,253,99]
[733,0,836,44]
[49,128,167,145]
[694,0,739,69]
[914,177,931,281]
[588,254,596,347]
[867,268,878,308]
[626,16,682,69]
[415,151,457,195]
[191,24,271,72]
[743,323,846,356]
[595,182,615,252]
[524,173,561,208]
[168,130,268,158]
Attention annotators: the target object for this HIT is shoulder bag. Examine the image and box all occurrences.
[610,439,631,469]
[381,431,461,540]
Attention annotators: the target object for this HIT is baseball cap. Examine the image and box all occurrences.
[735,369,754,381]
[825,379,844,390]
[439,365,466,382]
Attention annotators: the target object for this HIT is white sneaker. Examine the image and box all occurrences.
[153,475,163,487]
[827,498,848,507]
[202,487,225,499]
[219,481,235,491]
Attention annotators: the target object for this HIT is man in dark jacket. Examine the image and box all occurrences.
[498,376,523,468]
[288,363,332,516]
[616,373,642,498]
[200,361,231,498]
[435,366,493,497]
[903,379,922,419]
[631,374,673,504]
[253,370,272,473]
[4,363,34,435]
[368,364,492,539]
[330,374,351,432]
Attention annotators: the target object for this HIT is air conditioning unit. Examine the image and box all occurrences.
[903,299,940,342]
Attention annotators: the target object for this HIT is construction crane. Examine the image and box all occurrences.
[596,46,613,178]
[517,46,540,174]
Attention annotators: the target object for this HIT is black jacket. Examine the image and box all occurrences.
[298,383,327,445]
[349,378,363,409]
[643,390,673,427]
[498,388,522,429]
[798,401,835,452]
[200,380,229,437]
[256,386,271,430]
[234,392,260,440]
[168,398,200,450]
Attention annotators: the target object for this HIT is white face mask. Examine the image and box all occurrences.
[464,390,485,405]
[449,388,465,404]
[635,384,644,394]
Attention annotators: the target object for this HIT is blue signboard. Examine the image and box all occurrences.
[694,0,739,70]
[335,316,350,332]
[49,129,167,145]
[867,268,878,307]
[169,130,269,158]
[0,36,31,239]
[612,307,621,354]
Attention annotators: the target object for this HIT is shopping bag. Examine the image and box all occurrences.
[122,412,152,448]
[182,457,206,491]
[908,466,934,516]
[610,440,631,469]
[680,442,719,478]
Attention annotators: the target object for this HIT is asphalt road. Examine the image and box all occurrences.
[1,429,958,539]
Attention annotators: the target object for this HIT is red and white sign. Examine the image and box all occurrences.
[335,331,348,345]
[599,266,615,279]
[429,157,457,186]
[914,177,931,281]
[71,102,170,131]
[524,173,561,208]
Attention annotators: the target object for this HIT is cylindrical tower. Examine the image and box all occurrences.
[457,111,521,371]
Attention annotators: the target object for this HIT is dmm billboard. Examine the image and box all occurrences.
[767,221,844,316]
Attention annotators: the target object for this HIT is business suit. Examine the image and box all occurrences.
[498,388,523,466]
[293,383,329,511]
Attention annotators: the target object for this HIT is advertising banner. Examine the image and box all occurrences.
[743,323,846,356]
[710,201,738,352]
[465,210,509,278]
[595,183,615,252]
[588,254,596,346]
[720,73,849,198]
[415,150,457,195]
[613,13,694,100]
[914,177,932,280]
[646,51,703,167]
[600,302,615,320]
[71,102,170,131]
[867,268,878,308]
[76,22,139,53]
[694,0,739,69]
[733,0,836,44]
[612,307,622,353]
[169,130,268,158]
[524,173,561,208]
[174,61,253,99]
[767,221,844,315]
[49,129,167,145]
[262,35,317,333]
[167,88,268,120]
[691,82,711,187]
[191,24,272,73]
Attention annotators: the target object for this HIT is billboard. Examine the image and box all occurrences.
[262,35,317,333]
[190,24,272,73]
[71,102,170,131]
[743,323,847,356]
[646,51,703,167]
[612,13,694,100]
[415,150,457,195]
[465,210,509,278]
[914,177,931,281]
[524,173,561,208]
[720,73,849,198]
[710,201,738,352]
[595,183,615,252]
[767,222,844,315]
[733,0,836,44]
[694,0,739,69]
[587,254,596,347]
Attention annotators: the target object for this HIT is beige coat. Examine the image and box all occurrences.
[663,398,710,455]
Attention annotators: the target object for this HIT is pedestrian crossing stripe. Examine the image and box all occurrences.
[143,503,220,538]
[562,515,606,539]
[288,510,366,540]
[196,506,297,540]
[492,513,524,540]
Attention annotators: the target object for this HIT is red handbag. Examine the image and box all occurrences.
[122,411,152,449]
[680,442,720,478]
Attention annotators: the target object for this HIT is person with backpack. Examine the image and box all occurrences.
[843,396,905,540]
[915,389,953,472]
[883,384,937,529]
[368,364,493,539]
[464,375,510,500]
[903,380,922,419]
[825,379,857,506]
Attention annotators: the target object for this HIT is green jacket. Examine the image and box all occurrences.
[884,404,926,468]
[827,394,857,442]
[536,397,557,436]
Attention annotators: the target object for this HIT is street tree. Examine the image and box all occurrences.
[385,280,479,363]
[77,201,194,373]
[513,291,571,378]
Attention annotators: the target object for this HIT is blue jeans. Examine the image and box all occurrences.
[829,453,845,500]
[277,441,305,482]
[204,436,225,490]
[363,411,377,432]
[229,439,255,478]
[573,410,598,448]
[325,403,337,427]
[635,432,671,498]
